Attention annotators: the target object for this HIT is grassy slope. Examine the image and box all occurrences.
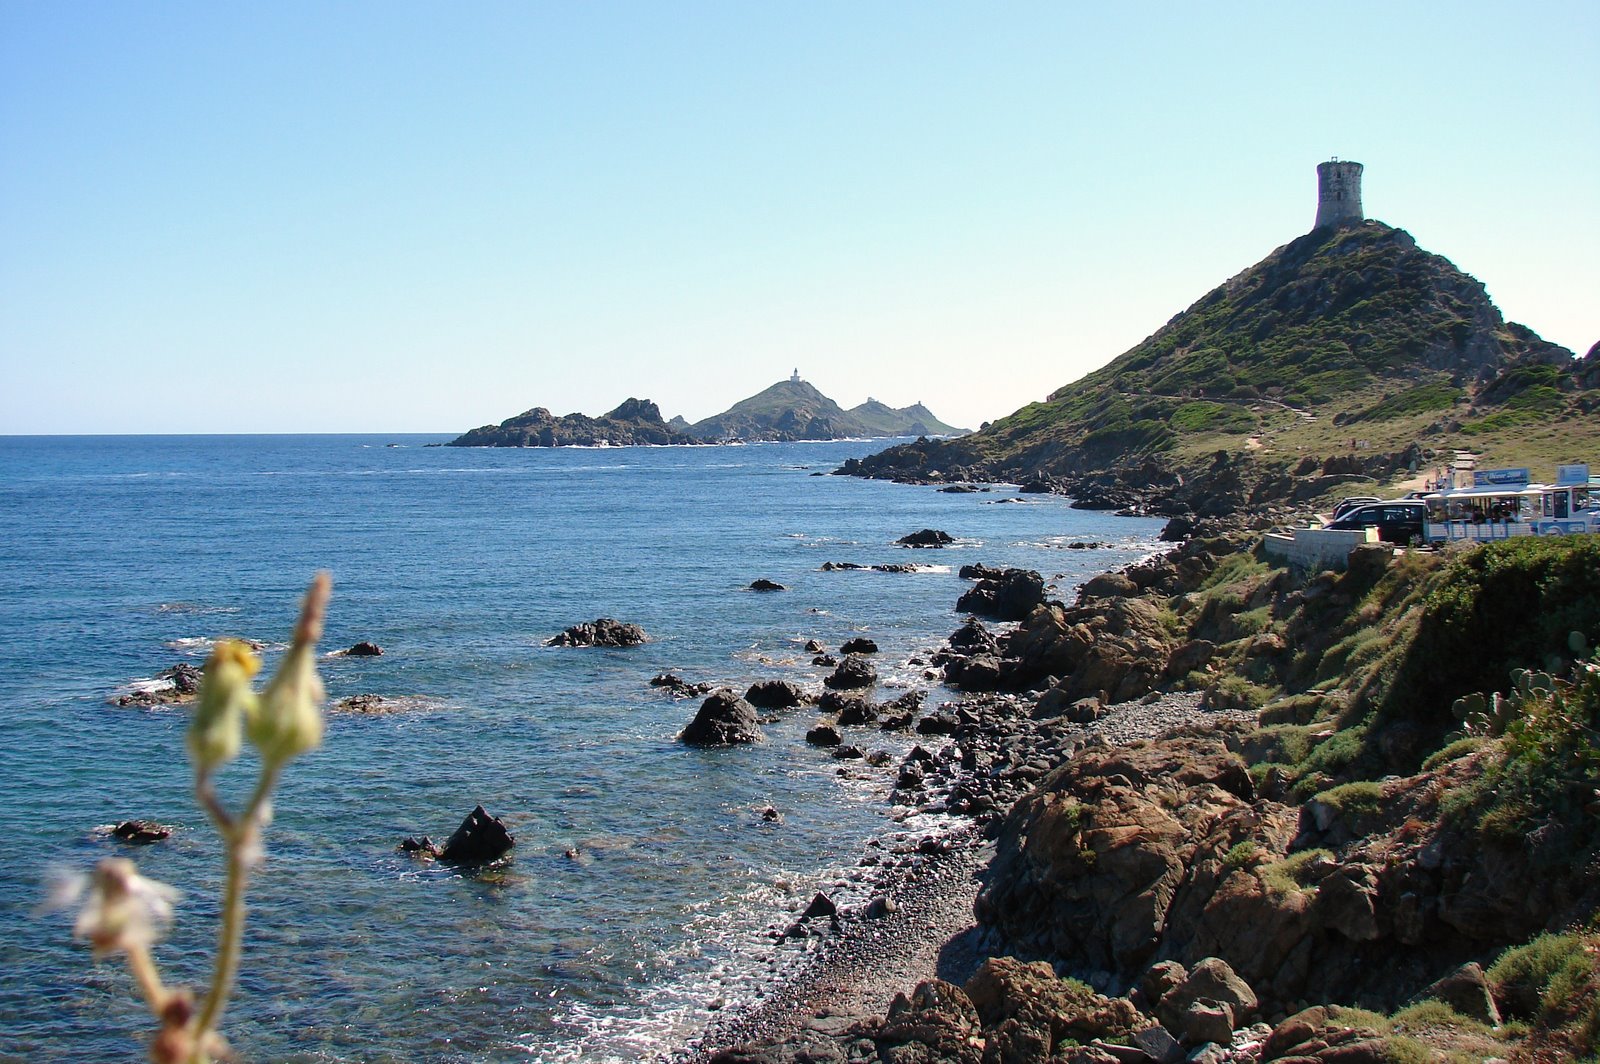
[1186,534,1600,1059]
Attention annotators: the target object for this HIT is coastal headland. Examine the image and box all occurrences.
[688,169,1600,1062]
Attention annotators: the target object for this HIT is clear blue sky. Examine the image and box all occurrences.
[2,2,1595,434]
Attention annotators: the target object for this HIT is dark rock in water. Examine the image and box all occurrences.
[440,806,514,865]
[1018,477,1056,494]
[545,618,648,648]
[880,690,926,715]
[399,835,441,858]
[824,654,877,690]
[839,637,879,654]
[340,641,384,657]
[836,700,879,727]
[947,617,999,654]
[680,689,764,746]
[916,712,959,735]
[650,673,712,699]
[804,639,826,653]
[332,693,400,715]
[833,745,865,760]
[744,679,806,709]
[958,563,1007,581]
[820,561,866,571]
[818,690,867,714]
[169,663,204,694]
[806,723,842,746]
[801,892,838,920]
[939,484,977,493]
[113,663,204,707]
[811,653,837,667]
[955,568,1045,621]
[748,579,786,592]
[112,820,172,844]
[939,652,1002,690]
[761,806,782,822]
[897,528,954,547]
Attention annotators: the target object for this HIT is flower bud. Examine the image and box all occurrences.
[187,640,261,772]
[248,574,330,768]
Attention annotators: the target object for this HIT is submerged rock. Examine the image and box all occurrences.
[839,637,879,654]
[337,641,384,656]
[111,820,172,844]
[112,663,204,707]
[748,579,786,592]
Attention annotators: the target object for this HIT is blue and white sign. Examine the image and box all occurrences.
[1474,467,1531,488]
[1556,463,1590,487]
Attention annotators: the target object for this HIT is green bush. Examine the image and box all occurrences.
[1312,780,1384,818]
[1259,848,1332,896]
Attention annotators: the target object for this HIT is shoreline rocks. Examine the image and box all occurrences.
[681,689,765,746]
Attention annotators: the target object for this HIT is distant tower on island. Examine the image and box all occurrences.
[791,368,801,383]
[1314,159,1365,230]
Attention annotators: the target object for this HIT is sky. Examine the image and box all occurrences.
[2,2,1596,435]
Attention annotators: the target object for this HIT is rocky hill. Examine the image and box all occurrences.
[685,378,966,443]
[846,399,968,438]
[445,397,688,447]
[842,222,1595,513]
[449,383,967,448]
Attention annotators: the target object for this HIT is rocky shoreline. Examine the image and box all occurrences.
[683,689,1258,1062]
[679,506,1600,1062]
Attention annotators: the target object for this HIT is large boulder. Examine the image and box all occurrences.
[680,689,765,746]
[963,957,1143,1047]
[744,679,806,709]
[897,528,954,547]
[440,805,515,865]
[824,654,877,690]
[545,618,648,647]
[955,568,1045,621]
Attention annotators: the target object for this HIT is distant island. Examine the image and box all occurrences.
[444,373,968,447]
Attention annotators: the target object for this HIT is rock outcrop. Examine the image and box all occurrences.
[680,689,765,746]
[447,398,689,447]
[545,618,648,648]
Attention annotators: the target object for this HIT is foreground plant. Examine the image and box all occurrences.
[53,573,331,1063]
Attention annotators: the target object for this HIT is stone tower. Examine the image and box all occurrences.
[1314,159,1364,230]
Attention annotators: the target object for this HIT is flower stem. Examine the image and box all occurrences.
[189,762,281,1064]
[124,941,168,1016]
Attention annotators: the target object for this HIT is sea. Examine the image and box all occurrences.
[0,434,1165,1062]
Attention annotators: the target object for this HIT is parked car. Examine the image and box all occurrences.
[1331,495,1382,520]
[1324,501,1427,545]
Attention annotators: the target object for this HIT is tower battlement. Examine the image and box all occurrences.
[1314,159,1364,230]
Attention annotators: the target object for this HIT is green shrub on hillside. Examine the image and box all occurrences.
[1346,381,1463,423]
[1170,401,1257,434]
[1378,538,1600,744]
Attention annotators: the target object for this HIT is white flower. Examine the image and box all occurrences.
[62,858,180,959]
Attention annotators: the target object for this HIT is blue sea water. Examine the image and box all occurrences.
[0,435,1164,1062]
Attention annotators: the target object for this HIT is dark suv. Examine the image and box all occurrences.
[1324,501,1427,545]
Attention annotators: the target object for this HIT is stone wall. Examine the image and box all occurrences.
[1262,526,1384,572]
